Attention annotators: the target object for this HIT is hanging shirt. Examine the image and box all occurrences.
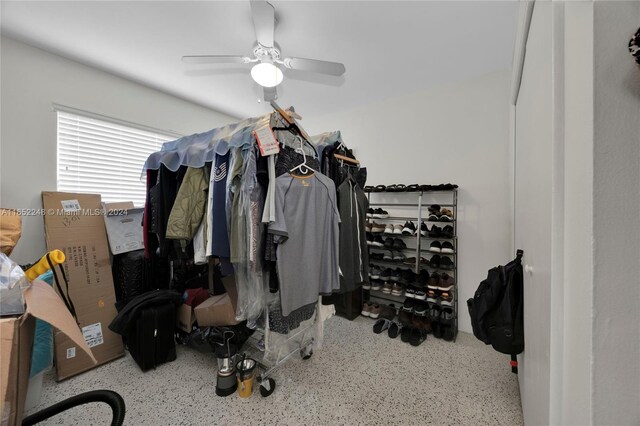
[269,172,341,316]
[207,151,233,274]
[337,178,369,292]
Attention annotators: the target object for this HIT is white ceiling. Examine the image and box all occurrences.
[1,1,518,119]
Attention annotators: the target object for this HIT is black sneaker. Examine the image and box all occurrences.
[413,302,428,316]
[405,287,416,298]
[429,255,442,269]
[392,251,406,262]
[366,233,374,246]
[370,252,384,260]
[383,251,393,261]
[442,324,455,341]
[432,322,444,339]
[428,204,441,222]
[402,221,416,236]
[392,238,407,250]
[414,290,427,301]
[390,268,402,282]
[440,256,454,270]
[384,237,394,249]
[402,298,416,313]
[371,280,382,291]
[366,208,374,218]
[429,241,442,253]
[441,241,454,253]
[402,269,416,286]
[428,225,443,238]
[380,268,393,281]
[441,225,454,238]
[440,307,455,325]
[419,221,428,237]
[372,235,385,247]
[372,208,389,219]
[409,327,428,347]
[416,270,430,288]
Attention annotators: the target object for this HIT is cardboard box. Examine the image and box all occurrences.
[0,280,96,426]
[102,202,144,255]
[176,304,196,333]
[194,276,239,327]
[41,192,124,380]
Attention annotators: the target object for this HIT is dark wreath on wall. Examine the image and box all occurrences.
[630,27,640,65]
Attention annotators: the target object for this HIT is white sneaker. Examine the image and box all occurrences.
[393,224,403,234]
[384,224,394,235]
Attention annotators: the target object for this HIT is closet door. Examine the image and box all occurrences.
[513,2,553,425]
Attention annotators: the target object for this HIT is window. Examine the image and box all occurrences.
[57,109,176,206]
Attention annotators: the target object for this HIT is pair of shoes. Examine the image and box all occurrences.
[427,273,455,291]
[414,270,430,288]
[425,288,454,307]
[368,234,384,247]
[382,282,403,295]
[432,321,455,340]
[369,265,381,280]
[382,251,406,262]
[369,222,386,233]
[370,280,382,291]
[361,302,380,318]
[429,241,455,253]
[428,255,455,270]
[384,223,403,235]
[370,252,384,261]
[419,184,459,191]
[386,184,407,192]
[428,225,455,238]
[366,208,389,219]
[439,208,454,222]
[384,237,407,251]
[402,221,416,235]
[388,320,404,338]
[406,286,427,300]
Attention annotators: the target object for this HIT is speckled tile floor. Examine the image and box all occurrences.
[31,316,522,425]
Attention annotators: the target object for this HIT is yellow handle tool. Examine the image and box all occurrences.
[25,249,66,281]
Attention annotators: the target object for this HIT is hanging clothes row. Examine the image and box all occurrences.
[141,111,365,331]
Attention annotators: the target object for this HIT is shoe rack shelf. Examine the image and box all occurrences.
[365,188,459,342]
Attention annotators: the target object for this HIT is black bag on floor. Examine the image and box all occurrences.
[109,289,183,372]
[128,303,177,371]
[467,250,524,373]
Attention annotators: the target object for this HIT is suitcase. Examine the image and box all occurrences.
[127,303,177,371]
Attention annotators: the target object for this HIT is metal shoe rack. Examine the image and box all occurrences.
[365,188,458,342]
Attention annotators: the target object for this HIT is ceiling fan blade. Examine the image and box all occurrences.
[283,57,346,76]
[263,86,278,102]
[182,55,250,64]
[250,0,275,48]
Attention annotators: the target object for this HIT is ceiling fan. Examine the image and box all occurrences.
[182,0,346,102]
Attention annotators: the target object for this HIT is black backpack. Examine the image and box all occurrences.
[467,250,524,373]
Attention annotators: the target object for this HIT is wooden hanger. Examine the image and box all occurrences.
[334,153,360,165]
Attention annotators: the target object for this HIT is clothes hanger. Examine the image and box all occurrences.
[289,136,316,176]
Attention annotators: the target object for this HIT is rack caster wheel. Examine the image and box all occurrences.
[259,378,276,397]
[300,346,313,360]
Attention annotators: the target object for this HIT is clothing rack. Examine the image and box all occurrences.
[142,105,344,397]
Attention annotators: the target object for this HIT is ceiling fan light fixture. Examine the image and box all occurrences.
[251,62,283,87]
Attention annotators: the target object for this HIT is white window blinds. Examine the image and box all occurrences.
[57,110,175,206]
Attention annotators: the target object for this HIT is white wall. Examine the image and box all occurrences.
[592,2,640,424]
[0,37,236,264]
[513,3,553,424]
[304,70,512,333]
[513,1,640,424]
